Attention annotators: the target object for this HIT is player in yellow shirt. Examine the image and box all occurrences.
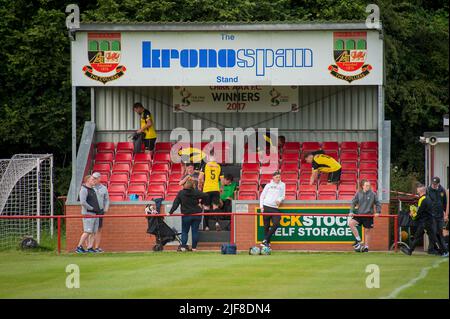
[198,153,223,231]
[304,150,342,185]
[133,102,157,152]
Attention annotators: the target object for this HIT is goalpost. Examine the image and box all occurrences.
[0,154,54,249]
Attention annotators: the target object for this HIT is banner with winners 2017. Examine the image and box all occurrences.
[173,86,299,113]
[256,207,363,243]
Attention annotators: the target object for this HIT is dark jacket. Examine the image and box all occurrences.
[168,188,208,215]
[427,185,447,218]
[415,195,434,222]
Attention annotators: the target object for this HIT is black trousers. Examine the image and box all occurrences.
[428,217,447,253]
[410,219,446,254]
[263,205,281,243]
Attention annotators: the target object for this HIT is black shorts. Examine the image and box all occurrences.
[204,191,220,207]
[353,216,374,229]
[144,138,157,151]
[327,168,341,183]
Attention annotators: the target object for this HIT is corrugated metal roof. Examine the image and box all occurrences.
[77,21,382,32]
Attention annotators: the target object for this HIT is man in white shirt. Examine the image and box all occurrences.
[259,171,286,247]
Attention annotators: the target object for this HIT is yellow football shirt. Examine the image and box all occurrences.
[140,109,157,139]
[312,153,341,173]
[200,161,222,193]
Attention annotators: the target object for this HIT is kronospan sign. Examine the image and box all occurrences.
[71,30,383,86]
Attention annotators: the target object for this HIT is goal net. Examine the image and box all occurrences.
[0,154,53,250]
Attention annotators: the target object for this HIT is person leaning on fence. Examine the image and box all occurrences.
[76,175,101,254]
[259,171,286,248]
[401,185,449,257]
[168,179,209,252]
[348,179,381,253]
[90,172,110,253]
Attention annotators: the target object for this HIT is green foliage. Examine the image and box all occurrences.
[0,0,448,195]
[390,165,420,194]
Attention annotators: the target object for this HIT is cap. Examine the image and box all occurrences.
[92,172,101,179]
[432,176,440,184]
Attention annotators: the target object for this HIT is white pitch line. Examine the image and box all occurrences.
[381,258,448,299]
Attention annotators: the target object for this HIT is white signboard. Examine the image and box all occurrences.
[173,86,298,113]
[71,30,383,86]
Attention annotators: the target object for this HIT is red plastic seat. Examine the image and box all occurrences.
[319,184,337,192]
[112,163,131,176]
[238,192,258,200]
[151,163,170,174]
[299,184,317,192]
[281,153,299,163]
[360,141,378,150]
[326,150,339,161]
[154,142,173,153]
[108,183,127,194]
[360,152,378,162]
[280,163,299,172]
[281,172,298,182]
[165,193,177,201]
[340,153,358,165]
[285,192,297,200]
[339,184,357,193]
[92,163,111,177]
[298,193,317,200]
[359,162,378,174]
[359,173,377,182]
[300,162,312,171]
[115,153,133,164]
[341,172,357,183]
[283,142,301,152]
[243,152,260,163]
[149,173,168,183]
[153,152,171,164]
[239,183,259,192]
[242,163,260,173]
[109,194,125,202]
[95,153,114,166]
[169,173,183,183]
[130,174,148,186]
[322,142,339,152]
[127,184,147,197]
[99,174,109,184]
[171,163,183,173]
[341,162,358,172]
[240,172,259,182]
[340,141,358,150]
[340,148,358,156]
[134,153,152,165]
[259,174,273,185]
[109,174,129,187]
[147,184,166,194]
[338,193,354,200]
[96,142,115,154]
[116,142,134,154]
[132,163,151,176]
[302,142,321,152]
[285,183,298,193]
[318,193,337,200]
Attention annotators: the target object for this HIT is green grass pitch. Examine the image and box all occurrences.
[0,251,448,299]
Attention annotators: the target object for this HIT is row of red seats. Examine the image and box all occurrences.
[280,141,377,151]
[241,162,377,174]
[237,191,356,201]
[243,151,378,164]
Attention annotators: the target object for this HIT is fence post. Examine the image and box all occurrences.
[57,216,61,254]
[393,215,398,252]
[230,212,235,245]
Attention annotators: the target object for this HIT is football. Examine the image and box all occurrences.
[249,246,261,255]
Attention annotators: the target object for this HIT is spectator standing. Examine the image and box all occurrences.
[76,175,101,253]
[259,171,285,247]
[179,163,199,189]
[90,172,109,253]
[348,179,381,253]
[426,176,447,254]
[168,180,208,251]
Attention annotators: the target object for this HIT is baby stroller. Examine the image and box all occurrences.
[145,198,182,251]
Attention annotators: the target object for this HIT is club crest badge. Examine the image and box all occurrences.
[328,32,372,83]
[82,33,126,84]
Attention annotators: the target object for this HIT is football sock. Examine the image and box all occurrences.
[355,236,361,241]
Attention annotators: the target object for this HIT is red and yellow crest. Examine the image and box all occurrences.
[328,32,372,83]
[82,33,126,84]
